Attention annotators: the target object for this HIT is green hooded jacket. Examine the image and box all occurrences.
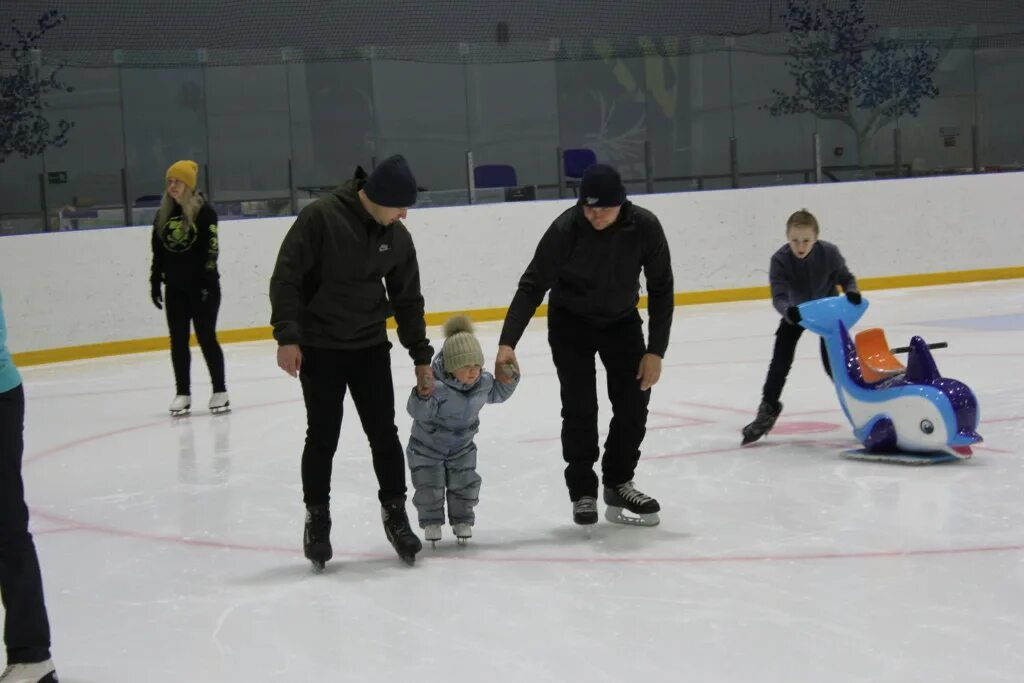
[269,175,433,365]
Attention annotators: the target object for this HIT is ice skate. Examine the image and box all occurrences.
[303,504,332,572]
[603,481,660,527]
[381,498,422,565]
[572,496,598,526]
[209,391,231,415]
[424,523,442,549]
[452,522,472,545]
[0,659,58,683]
[168,394,191,417]
[741,400,782,445]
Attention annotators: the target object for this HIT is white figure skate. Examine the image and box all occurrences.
[209,391,231,415]
[168,394,191,417]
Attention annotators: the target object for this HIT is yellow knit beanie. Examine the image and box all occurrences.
[166,160,199,190]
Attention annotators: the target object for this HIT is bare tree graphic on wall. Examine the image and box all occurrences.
[766,0,940,168]
[0,9,75,163]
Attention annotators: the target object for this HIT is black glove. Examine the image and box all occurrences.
[150,281,163,310]
[845,290,862,305]
[785,306,801,325]
[201,274,219,300]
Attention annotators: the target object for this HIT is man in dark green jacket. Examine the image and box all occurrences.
[270,154,432,569]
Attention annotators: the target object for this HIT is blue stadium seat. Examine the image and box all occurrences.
[563,148,597,194]
[474,164,518,189]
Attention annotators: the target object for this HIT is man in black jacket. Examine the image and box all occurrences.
[270,155,432,568]
[495,164,674,528]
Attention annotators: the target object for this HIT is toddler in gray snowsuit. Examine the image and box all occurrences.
[406,315,519,545]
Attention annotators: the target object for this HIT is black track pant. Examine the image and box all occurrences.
[761,319,832,407]
[548,309,651,501]
[298,344,408,506]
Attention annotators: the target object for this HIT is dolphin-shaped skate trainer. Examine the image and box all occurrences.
[796,296,981,462]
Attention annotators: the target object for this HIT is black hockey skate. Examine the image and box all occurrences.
[381,498,422,565]
[741,400,782,445]
[572,496,599,526]
[604,481,661,526]
[303,504,332,572]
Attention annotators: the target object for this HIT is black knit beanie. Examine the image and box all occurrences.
[363,155,418,208]
[579,164,626,207]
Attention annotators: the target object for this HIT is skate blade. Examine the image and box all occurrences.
[310,559,326,573]
[456,537,469,546]
[210,406,231,415]
[841,449,962,465]
[400,554,416,566]
[604,506,660,527]
[741,430,765,446]
[170,409,191,417]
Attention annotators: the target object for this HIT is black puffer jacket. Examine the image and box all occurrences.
[499,201,674,357]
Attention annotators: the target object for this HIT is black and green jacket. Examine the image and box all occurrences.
[269,177,433,364]
[150,201,220,291]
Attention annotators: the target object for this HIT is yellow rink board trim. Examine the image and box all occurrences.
[12,265,1024,367]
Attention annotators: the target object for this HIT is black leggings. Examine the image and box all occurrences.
[164,284,226,396]
[0,384,52,665]
[761,319,832,407]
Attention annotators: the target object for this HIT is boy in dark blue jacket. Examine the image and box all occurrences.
[742,209,860,445]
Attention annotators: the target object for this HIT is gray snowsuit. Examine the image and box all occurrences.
[405,352,518,527]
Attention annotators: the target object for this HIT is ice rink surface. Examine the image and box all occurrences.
[19,280,1024,682]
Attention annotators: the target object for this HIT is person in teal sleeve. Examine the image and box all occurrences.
[0,290,58,683]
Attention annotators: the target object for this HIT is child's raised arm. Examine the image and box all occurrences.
[486,367,520,404]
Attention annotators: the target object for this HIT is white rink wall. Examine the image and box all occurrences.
[1,172,1021,354]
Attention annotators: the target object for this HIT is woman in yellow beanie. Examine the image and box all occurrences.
[149,160,229,416]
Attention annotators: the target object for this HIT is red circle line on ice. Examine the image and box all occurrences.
[23,405,1024,565]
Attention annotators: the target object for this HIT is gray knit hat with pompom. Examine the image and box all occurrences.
[442,314,484,374]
